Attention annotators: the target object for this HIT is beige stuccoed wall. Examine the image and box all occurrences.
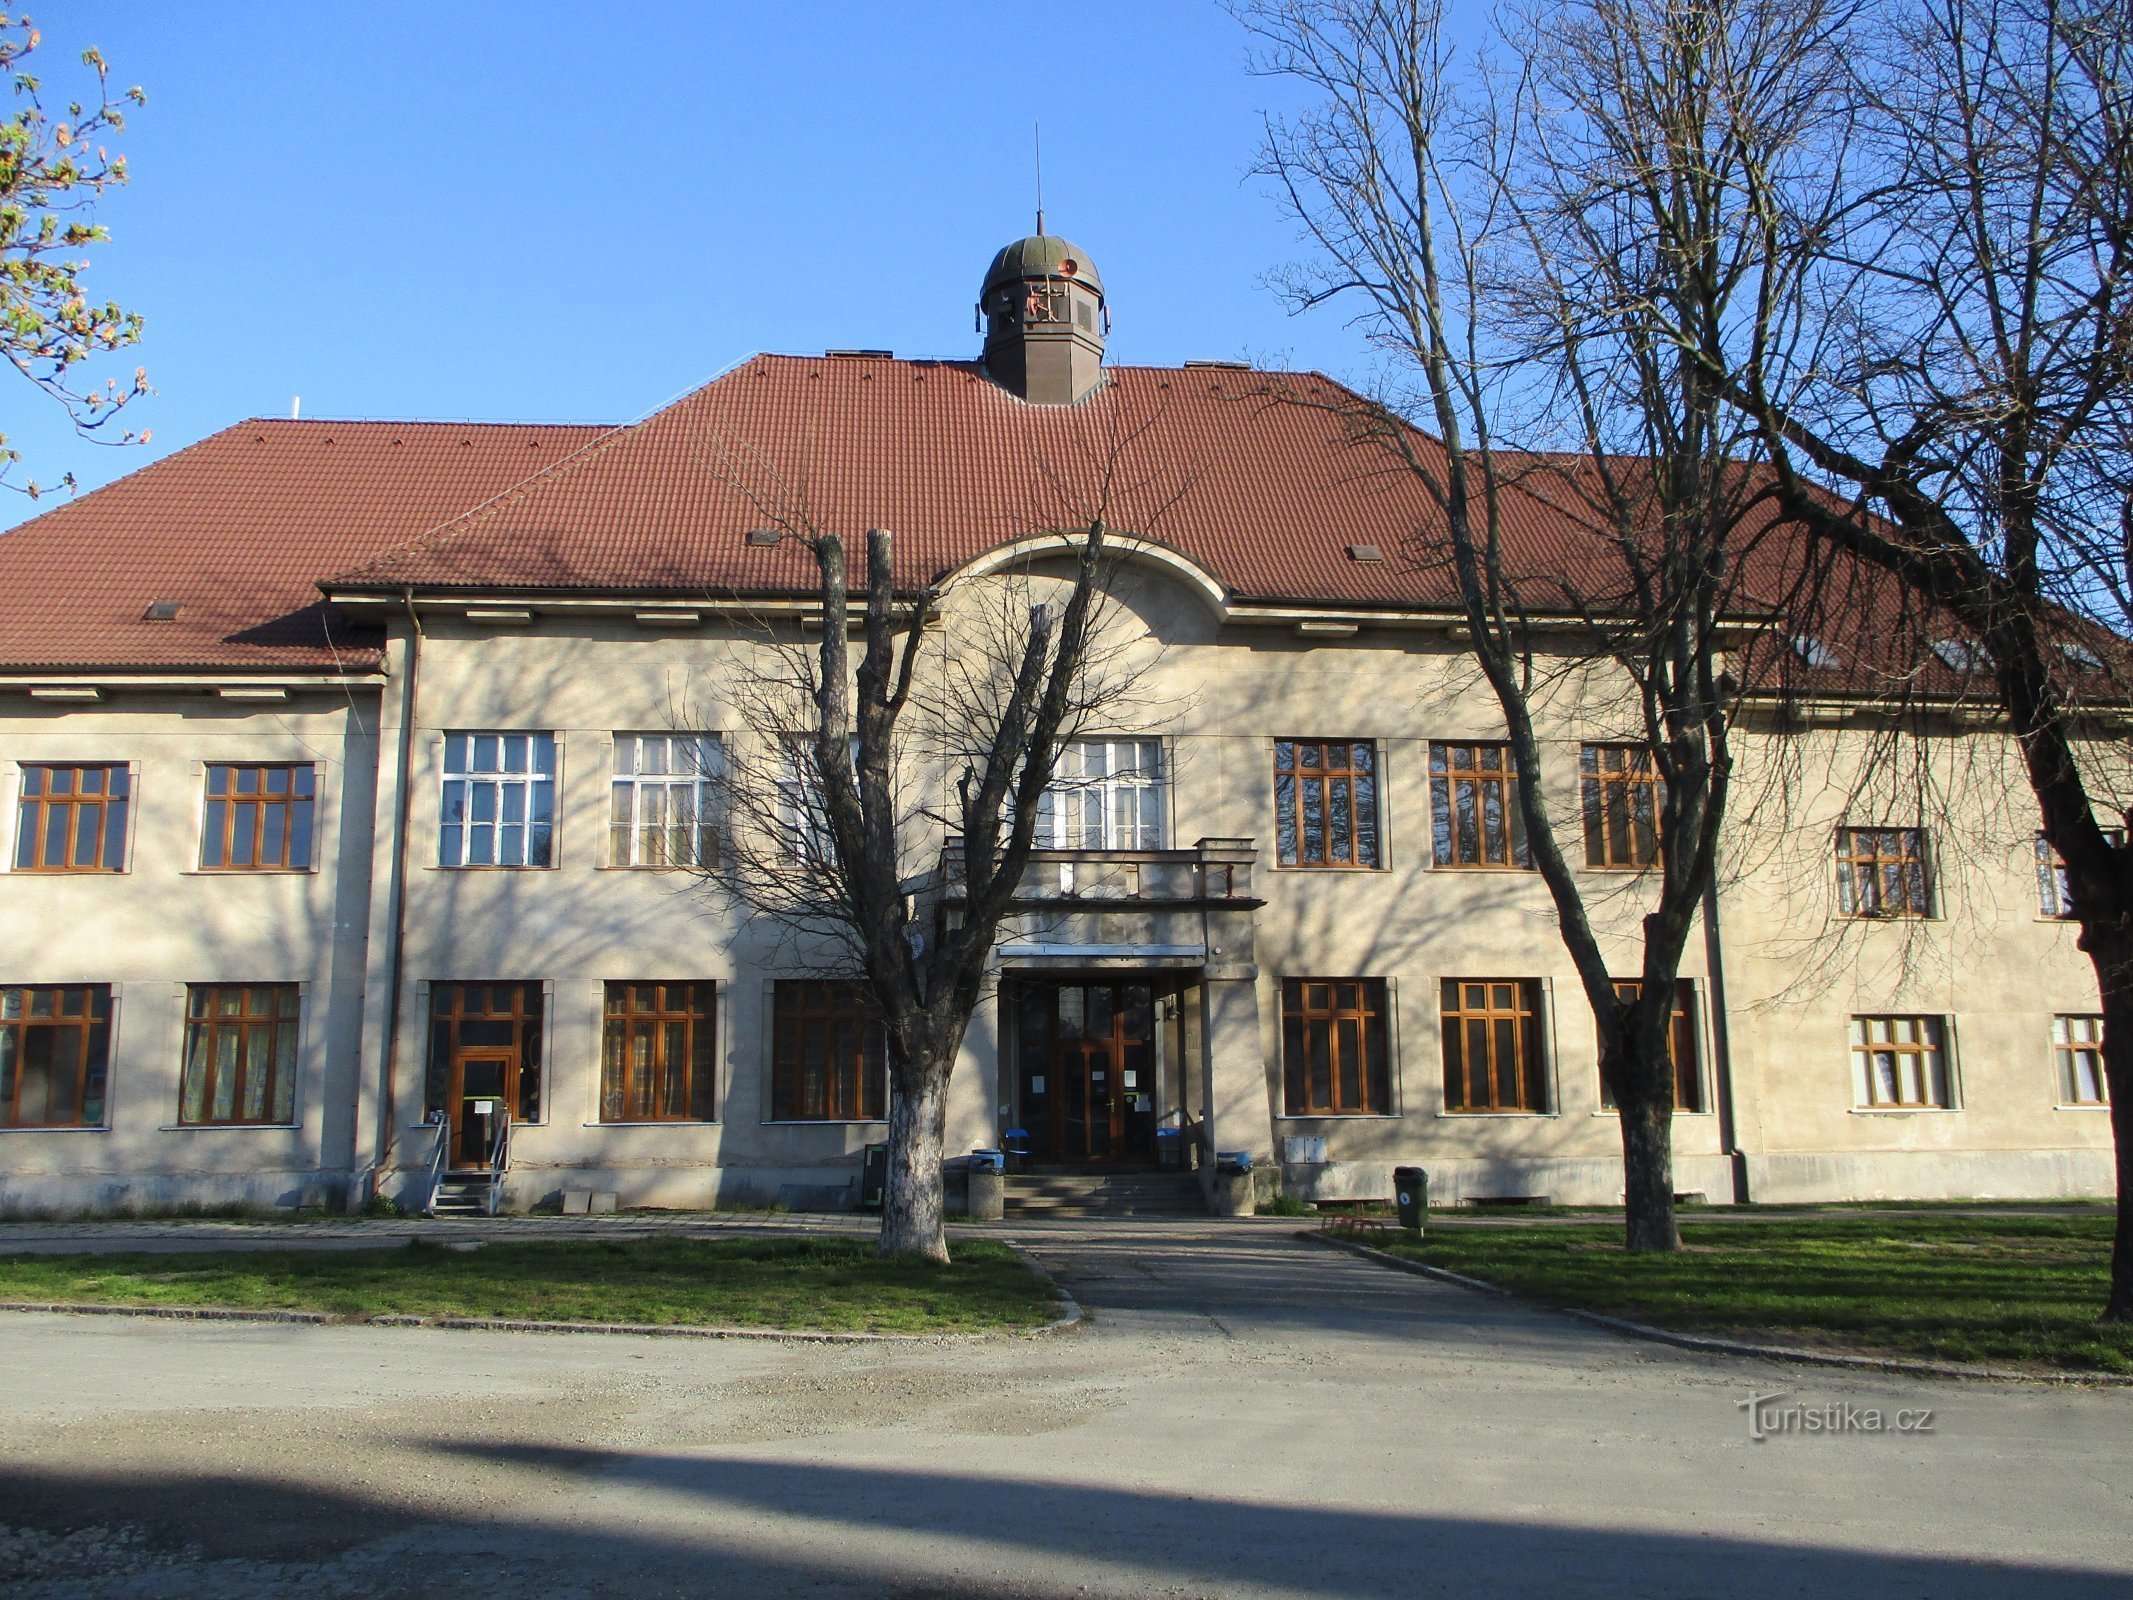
[1,549,2113,1212]
[0,690,381,1213]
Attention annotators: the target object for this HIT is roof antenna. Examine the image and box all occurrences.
[1034,121,1045,236]
[290,395,301,420]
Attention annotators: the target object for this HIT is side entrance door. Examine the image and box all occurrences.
[1017,982,1158,1166]
[448,1047,518,1171]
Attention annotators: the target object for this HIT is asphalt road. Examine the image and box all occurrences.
[3,1219,2129,1598]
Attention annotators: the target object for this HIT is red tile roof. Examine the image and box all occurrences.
[0,420,612,672]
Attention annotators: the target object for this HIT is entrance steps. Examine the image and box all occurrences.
[1003,1171,1205,1218]
[427,1175,497,1218]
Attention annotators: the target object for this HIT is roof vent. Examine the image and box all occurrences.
[1184,359,1251,370]
[142,600,182,622]
[1347,543,1384,564]
[826,348,894,359]
[744,528,782,548]
[1931,638,1991,672]
[1792,635,1841,669]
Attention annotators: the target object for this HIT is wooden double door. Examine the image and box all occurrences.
[448,1048,516,1171]
[1015,980,1163,1166]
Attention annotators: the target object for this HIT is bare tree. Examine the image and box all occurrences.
[1242,0,1846,1250]
[692,425,1178,1263]
[1700,0,2133,1318]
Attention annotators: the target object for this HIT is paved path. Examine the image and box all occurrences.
[3,1219,2129,1598]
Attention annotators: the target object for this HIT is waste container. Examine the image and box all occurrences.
[1003,1127,1030,1173]
[1156,1126,1184,1171]
[1393,1165,1428,1234]
[859,1142,889,1212]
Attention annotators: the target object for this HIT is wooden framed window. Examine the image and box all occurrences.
[610,735,720,868]
[1440,979,1549,1112]
[1429,743,1528,868]
[1282,978,1393,1114]
[1597,979,1704,1113]
[1836,827,1931,917]
[425,982,545,1121]
[2053,1015,2108,1106]
[0,985,113,1128]
[1581,745,1661,869]
[200,765,316,871]
[1036,739,1166,850]
[2035,831,2126,918]
[771,980,886,1121]
[13,764,129,873]
[439,733,556,868]
[180,984,300,1125]
[1848,1015,1952,1108]
[1273,740,1380,868]
[602,981,717,1122]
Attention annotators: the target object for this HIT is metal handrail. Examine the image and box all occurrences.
[484,1107,512,1216]
[420,1114,450,1218]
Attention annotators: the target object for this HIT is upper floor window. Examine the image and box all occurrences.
[602,981,717,1122]
[1441,979,1549,1112]
[13,763,129,873]
[201,764,316,871]
[2035,830,2126,919]
[1430,742,1528,868]
[0,984,112,1128]
[440,733,555,868]
[1835,827,1931,917]
[771,979,886,1121]
[776,736,855,862]
[1849,1014,1953,1109]
[2053,1015,2108,1106]
[1597,979,1704,1113]
[1037,738,1165,851]
[1281,978,1392,1114]
[180,984,300,1125]
[610,735,720,869]
[1273,740,1380,868]
[1581,745,1661,869]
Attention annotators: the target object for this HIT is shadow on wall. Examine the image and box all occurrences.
[1,1451,2116,1599]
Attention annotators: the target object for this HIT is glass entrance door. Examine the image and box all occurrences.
[1017,982,1159,1165]
[448,1048,517,1171]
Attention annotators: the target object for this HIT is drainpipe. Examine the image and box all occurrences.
[368,590,424,1199]
[1701,875,1749,1204]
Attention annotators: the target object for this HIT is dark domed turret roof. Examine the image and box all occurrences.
[981,234,1103,298]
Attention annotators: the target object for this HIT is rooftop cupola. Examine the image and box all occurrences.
[977,219,1107,405]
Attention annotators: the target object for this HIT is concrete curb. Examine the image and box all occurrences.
[1297,1230,2133,1387]
[1005,1240,1084,1337]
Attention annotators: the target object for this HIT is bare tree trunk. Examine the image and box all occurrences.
[1611,1050,1683,1252]
[879,1043,950,1263]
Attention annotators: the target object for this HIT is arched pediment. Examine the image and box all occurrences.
[933,533,1230,621]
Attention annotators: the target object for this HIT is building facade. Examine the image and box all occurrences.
[0,233,2114,1215]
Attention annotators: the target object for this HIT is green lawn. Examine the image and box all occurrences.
[0,1236,1058,1335]
[1335,1215,2133,1374]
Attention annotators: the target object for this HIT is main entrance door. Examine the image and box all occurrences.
[1016,981,1160,1166]
[448,1048,517,1172]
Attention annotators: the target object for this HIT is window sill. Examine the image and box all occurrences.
[0,1123,110,1133]
[1435,1109,1557,1118]
[760,1118,888,1126]
[595,863,715,873]
[1836,912,1939,924]
[585,1119,720,1127]
[160,1122,301,1132]
[1580,864,1658,875]
[180,868,317,878]
[1274,1111,1402,1120]
[1269,864,1387,875]
[6,868,127,877]
[1847,1105,1960,1114]
[2054,1102,2111,1111]
[427,864,560,873]
[1590,1108,1715,1117]
[1427,864,1537,874]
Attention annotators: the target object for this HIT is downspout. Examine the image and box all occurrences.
[1701,875,1749,1204]
[369,589,424,1200]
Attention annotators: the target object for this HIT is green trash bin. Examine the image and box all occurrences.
[859,1143,889,1212]
[1393,1165,1427,1234]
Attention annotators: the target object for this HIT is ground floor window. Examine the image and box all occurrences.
[1441,979,1548,1113]
[426,982,544,1122]
[771,980,886,1121]
[602,982,717,1122]
[1848,1015,1952,1109]
[1281,978,1392,1114]
[2053,1014,2108,1106]
[180,984,300,1125]
[1597,979,1704,1114]
[0,984,113,1127]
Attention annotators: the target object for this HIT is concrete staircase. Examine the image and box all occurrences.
[1003,1171,1206,1218]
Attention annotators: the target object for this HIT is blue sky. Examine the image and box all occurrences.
[3,0,1383,525]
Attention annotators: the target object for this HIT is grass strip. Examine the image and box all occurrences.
[1333,1215,2133,1374]
[0,1236,1056,1335]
